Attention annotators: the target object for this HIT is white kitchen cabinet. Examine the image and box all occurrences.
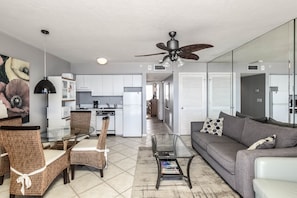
[113,75,124,95]
[115,109,123,136]
[77,74,142,96]
[123,75,142,87]
[47,76,76,129]
[101,75,113,95]
[90,75,101,96]
[76,75,92,91]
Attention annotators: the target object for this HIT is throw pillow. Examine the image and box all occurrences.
[200,118,224,136]
[247,134,277,150]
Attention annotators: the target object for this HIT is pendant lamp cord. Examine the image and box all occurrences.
[43,35,47,78]
[41,29,49,78]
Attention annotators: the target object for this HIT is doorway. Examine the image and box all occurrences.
[241,73,265,117]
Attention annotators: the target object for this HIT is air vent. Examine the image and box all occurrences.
[154,64,166,71]
[248,65,258,70]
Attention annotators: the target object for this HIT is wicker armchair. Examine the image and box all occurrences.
[70,116,109,179]
[0,116,22,185]
[0,125,69,197]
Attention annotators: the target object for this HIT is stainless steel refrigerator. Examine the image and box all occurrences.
[123,91,142,137]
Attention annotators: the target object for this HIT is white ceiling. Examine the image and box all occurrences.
[0,0,297,66]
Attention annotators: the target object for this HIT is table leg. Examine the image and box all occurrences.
[155,157,161,189]
[186,155,194,189]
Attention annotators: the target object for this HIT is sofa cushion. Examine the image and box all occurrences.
[247,134,276,150]
[219,111,245,142]
[241,118,297,148]
[236,111,268,123]
[200,117,224,136]
[207,142,247,174]
[267,117,297,128]
[192,132,237,150]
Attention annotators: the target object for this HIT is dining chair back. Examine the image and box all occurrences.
[0,125,69,197]
[70,110,92,136]
[0,116,22,185]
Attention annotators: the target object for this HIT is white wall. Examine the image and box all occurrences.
[0,31,71,132]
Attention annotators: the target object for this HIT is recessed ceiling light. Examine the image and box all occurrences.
[97,57,107,65]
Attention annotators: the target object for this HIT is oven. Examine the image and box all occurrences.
[96,110,115,134]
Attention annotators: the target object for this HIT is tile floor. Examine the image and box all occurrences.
[0,117,192,198]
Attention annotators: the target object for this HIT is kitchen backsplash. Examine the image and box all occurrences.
[76,92,123,107]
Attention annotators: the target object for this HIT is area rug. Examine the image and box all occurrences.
[132,147,240,198]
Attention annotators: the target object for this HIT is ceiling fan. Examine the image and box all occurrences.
[135,31,213,63]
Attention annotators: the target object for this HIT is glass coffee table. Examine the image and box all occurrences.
[151,134,195,189]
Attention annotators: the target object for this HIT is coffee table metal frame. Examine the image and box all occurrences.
[151,134,195,189]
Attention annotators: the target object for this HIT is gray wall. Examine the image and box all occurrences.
[0,32,71,132]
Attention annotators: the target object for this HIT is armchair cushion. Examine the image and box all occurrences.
[253,157,297,198]
[253,179,297,198]
[71,139,97,151]
[43,150,66,165]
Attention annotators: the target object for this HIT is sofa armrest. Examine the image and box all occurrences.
[235,147,297,198]
[255,157,297,182]
[191,121,204,133]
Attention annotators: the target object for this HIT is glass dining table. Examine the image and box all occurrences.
[42,127,95,150]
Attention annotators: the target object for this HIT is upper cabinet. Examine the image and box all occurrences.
[76,75,92,91]
[62,79,76,100]
[49,76,76,101]
[123,75,142,87]
[113,75,124,95]
[76,74,142,96]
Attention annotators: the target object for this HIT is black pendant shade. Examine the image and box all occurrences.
[34,29,56,94]
[34,77,56,94]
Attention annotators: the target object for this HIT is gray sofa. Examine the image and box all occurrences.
[191,112,297,198]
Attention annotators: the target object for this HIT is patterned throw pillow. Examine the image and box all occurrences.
[247,134,277,150]
[200,118,224,136]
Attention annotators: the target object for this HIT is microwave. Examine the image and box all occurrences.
[61,106,71,119]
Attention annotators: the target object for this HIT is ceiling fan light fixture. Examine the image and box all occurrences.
[97,57,108,65]
[177,58,184,67]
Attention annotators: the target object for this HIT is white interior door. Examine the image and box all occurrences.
[179,73,206,135]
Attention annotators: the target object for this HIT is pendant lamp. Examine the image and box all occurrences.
[34,29,56,94]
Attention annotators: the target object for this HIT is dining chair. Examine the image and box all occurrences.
[70,116,109,179]
[0,116,22,185]
[0,125,70,197]
[70,110,92,138]
[52,110,92,150]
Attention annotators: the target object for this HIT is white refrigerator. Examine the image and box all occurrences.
[123,91,142,137]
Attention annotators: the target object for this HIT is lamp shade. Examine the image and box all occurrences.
[34,77,56,94]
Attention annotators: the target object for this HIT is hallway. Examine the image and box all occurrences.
[146,116,172,135]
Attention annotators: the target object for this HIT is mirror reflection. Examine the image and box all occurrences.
[208,19,296,125]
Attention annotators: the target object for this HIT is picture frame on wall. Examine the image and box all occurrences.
[0,53,29,123]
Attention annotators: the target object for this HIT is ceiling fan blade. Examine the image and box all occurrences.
[159,55,170,63]
[180,44,213,53]
[178,52,199,60]
[135,52,167,57]
[156,43,169,51]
